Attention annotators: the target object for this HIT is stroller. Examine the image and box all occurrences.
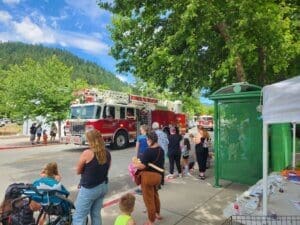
[0,179,75,225]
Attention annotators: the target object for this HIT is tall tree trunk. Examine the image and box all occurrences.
[235,55,246,82]
[215,22,246,82]
[58,120,61,141]
[258,46,267,85]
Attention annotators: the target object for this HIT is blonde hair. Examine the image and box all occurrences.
[86,129,107,165]
[197,125,210,139]
[140,124,148,134]
[43,162,59,178]
[119,193,135,214]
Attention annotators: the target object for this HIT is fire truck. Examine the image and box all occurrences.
[64,89,187,149]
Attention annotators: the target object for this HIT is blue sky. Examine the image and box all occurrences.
[0,0,212,104]
[0,0,134,83]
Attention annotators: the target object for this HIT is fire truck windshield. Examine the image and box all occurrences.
[70,105,101,119]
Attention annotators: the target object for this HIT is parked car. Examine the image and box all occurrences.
[0,120,5,127]
[198,115,214,130]
[4,118,11,123]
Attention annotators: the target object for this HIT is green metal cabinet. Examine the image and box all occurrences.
[270,124,292,171]
[210,83,263,185]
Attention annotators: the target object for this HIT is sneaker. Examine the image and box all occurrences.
[198,174,206,180]
[186,172,192,176]
[178,173,183,178]
[166,174,174,179]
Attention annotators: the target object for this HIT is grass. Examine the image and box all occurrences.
[0,123,22,136]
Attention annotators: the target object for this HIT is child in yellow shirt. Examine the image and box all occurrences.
[114,193,136,225]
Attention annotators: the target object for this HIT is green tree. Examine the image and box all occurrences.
[99,0,299,94]
[0,42,131,92]
[0,69,10,117]
[1,56,81,137]
[132,78,206,116]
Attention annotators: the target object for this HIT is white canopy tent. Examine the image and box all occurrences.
[262,76,300,215]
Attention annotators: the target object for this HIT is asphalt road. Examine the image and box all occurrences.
[0,127,212,202]
[0,143,138,202]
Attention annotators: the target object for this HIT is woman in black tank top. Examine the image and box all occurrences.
[73,130,111,225]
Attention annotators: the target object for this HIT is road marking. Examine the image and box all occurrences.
[102,176,179,208]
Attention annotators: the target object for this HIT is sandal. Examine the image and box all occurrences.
[156,214,163,220]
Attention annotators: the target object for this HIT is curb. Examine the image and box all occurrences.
[0,135,27,139]
[0,142,62,150]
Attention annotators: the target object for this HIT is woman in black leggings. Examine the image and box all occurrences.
[195,125,210,180]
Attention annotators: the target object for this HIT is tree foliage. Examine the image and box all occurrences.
[0,56,84,122]
[0,42,130,91]
[99,0,299,95]
[131,78,210,117]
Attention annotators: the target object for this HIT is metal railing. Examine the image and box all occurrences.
[222,215,300,225]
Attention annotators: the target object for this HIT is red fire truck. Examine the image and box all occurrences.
[64,89,187,148]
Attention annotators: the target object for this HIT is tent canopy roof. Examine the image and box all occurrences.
[262,76,300,124]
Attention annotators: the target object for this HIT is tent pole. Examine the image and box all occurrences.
[262,122,268,216]
[292,123,296,169]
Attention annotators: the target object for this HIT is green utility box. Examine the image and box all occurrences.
[210,83,263,186]
[270,124,292,171]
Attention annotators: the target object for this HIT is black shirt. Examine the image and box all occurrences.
[141,146,164,174]
[80,150,111,188]
[30,126,36,135]
[168,134,182,155]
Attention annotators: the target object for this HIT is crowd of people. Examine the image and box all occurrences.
[131,122,211,225]
[29,122,58,145]
[2,122,212,225]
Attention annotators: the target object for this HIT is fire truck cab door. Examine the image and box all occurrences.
[104,105,115,119]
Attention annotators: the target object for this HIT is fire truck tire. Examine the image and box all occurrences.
[113,131,128,149]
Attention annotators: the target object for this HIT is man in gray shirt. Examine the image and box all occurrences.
[152,122,169,156]
[152,122,169,186]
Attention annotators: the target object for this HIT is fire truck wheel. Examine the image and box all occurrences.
[113,131,128,149]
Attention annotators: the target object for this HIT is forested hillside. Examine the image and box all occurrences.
[0,42,129,91]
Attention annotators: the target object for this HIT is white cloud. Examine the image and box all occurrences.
[0,10,12,24]
[75,21,83,30]
[49,11,68,29]
[30,10,46,25]
[0,13,109,55]
[51,20,58,29]
[2,0,20,5]
[0,6,110,55]
[116,74,129,83]
[13,17,56,44]
[65,0,104,19]
[58,31,109,54]
[91,32,103,39]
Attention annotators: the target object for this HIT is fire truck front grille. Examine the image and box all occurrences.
[70,122,86,135]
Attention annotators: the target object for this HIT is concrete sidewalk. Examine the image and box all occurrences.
[101,169,249,225]
[0,135,61,149]
[0,135,249,224]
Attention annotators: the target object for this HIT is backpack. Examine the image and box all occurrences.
[4,183,25,199]
[1,183,35,225]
